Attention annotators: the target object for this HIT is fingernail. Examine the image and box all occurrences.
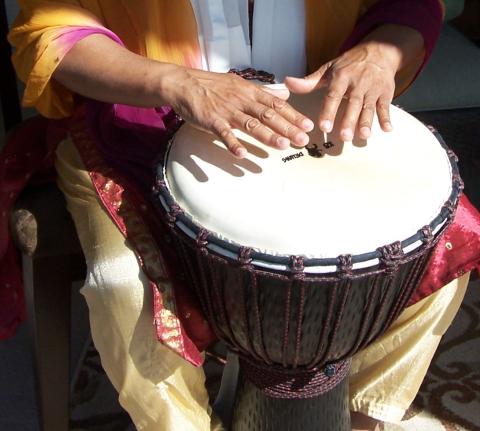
[235,147,247,158]
[384,122,393,132]
[320,120,332,132]
[277,137,290,148]
[295,133,309,146]
[302,118,314,131]
[341,128,353,141]
[360,127,371,139]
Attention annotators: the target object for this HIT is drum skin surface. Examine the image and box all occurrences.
[166,88,453,260]
[154,89,461,431]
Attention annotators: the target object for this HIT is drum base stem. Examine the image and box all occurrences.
[231,372,350,431]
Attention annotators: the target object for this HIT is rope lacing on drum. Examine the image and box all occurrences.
[442,200,456,218]
[447,149,459,163]
[156,178,167,190]
[239,355,351,399]
[378,241,404,275]
[237,247,253,267]
[166,203,183,227]
[289,255,305,280]
[195,229,210,256]
[452,174,465,192]
[337,254,353,279]
[420,225,434,246]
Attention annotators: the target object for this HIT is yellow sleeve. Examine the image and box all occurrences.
[8,0,109,118]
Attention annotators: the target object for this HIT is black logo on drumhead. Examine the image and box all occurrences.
[306,141,335,158]
[306,142,324,158]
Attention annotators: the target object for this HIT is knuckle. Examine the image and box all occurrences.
[282,124,295,137]
[362,103,375,112]
[272,97,287,110]
[359,118,372,127]
[326,90,343,101]
[219,128,233,140]
[244,117,261,132]
[260,108,276,121]
[348,95,363,107]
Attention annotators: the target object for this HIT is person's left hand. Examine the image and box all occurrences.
[285,41,400,141]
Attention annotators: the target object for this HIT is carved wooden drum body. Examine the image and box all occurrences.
[154,89,461,431]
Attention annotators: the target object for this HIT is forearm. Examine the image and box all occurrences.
[53,33,174,107]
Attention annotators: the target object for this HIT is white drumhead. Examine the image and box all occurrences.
[165,88,452,260]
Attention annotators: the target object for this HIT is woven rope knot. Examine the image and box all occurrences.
[378,241,404,275]
[166,204,183,227]
[239,356,351,399]
[420,225,434,246]
[447,149,459,163]
[289,255,305,274]
[337,254,353,279]
[452,174,465,192]
[442,200,456,217]
[156,179,167,190]
[238,247,253,267]
[228,67,276,83]
[196,229,210,256]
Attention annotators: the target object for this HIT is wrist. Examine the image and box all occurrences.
[144,61,185,107]
[361,24,424,72]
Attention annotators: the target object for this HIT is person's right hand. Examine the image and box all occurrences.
[160,66,314,158]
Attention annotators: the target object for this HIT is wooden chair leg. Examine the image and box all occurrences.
[23,254,71,431]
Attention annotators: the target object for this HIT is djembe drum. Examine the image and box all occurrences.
[153,88,462,431]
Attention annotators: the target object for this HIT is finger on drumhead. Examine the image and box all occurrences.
[377,97,393,132]
[244,103,309,147]
[212,119,248,158]
[318,81,348,133]
[255,89,314,132]
[339,93,364,142]
[357,97,376,140]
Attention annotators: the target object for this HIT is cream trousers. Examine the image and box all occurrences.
[55,138,469,430]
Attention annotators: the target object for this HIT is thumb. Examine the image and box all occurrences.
[284,66,328,94]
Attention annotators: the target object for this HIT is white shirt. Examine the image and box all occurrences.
[188,0,307,81]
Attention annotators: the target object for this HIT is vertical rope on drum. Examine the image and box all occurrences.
[378,229,434,338]
[195,229,232,342]
[251,267,272,364]
[380,260,418,335]
[307,282,338,369]
[293,279,306,369]
[282,281,293,368]
[320,255,353,363]
[362,242,403,345]
[321,279,352,364]
[381,251,429,336]
[237,248,262,361]
[209,254,244,352]
[345,274,380,357]
[362,273,394,347]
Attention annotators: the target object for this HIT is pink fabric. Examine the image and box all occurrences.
[54,25,124,52]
